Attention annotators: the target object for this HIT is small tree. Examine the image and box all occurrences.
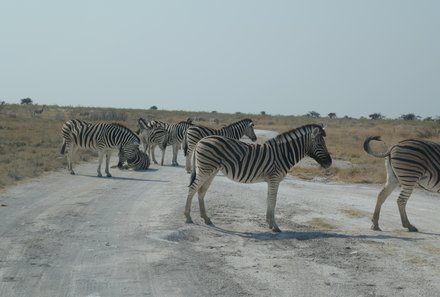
[369,113,385,120]
[306,111,320,118]
[150,106,158,110]
[21,98,33,105]
[400,113,418,121]
[328,112,337,119]
[260,111,266,116]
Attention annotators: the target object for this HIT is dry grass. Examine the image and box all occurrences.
[1,104,440,189]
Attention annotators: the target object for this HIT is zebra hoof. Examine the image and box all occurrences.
[407,225,418,232]
[272,226,282,233]
[70,171,75,175]
[371,225,382,231]
[106,174,112,178]
[185,218,194,224]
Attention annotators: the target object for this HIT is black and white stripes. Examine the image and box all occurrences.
[60,119,140,177]
[364,136,440,231]
[183,118,257,172]
[185,124,332,232]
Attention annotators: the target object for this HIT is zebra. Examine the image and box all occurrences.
[364,136,440,232]
[60,119,141,177]
[117,145,150,170]
[137,118,193,166]
[158,119,194,166]
[183,118,258,173]
[137,118,169,166]
[185,124,332,232]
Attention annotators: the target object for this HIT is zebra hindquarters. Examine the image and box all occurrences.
[185,143,222,225]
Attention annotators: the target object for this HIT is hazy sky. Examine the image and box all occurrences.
[1,1,439,118]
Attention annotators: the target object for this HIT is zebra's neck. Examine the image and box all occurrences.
[218,120,249,138]
[267,126,312,167]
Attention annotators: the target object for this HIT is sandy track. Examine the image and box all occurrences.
[1,132,439,296]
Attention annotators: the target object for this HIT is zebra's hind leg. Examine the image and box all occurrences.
[197,174,217,225]
[371,160,398,231]
[67,145,78,175]
[266,180,281,232]
[397,187,418,232]
[171,143,179,166]
[185,169,218,224]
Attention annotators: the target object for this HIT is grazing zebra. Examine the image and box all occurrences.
[183,118,258,173]
[60,119,141,177]
[364,136,440,232]
[162,120,194,166]
[185,124,332,232]
[137,118,169,166]
[117,145,150,170]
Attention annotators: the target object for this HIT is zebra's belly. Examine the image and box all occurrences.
[220,169,266,184]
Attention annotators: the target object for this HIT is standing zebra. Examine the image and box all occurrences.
[183,118,258,173]
[137,118,169,166]
[117,145,150,170]
[60,119,141,177]
[137,118,193,166]
[364,136,440,232]
[162,120,194,166]
[185,124,332,232]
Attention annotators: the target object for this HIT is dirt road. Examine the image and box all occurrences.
[1,131,439,296]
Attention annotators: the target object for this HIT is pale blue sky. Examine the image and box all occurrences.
[1,1,439,118]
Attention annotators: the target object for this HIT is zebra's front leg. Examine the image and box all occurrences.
[104,151,112,177]
[97,151,105,177]
[172,143,179,166]
[160,147,166,166]
[266,180,281,232]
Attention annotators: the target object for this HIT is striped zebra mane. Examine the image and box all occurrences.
[268,124,325,144]
[223,118,252,127]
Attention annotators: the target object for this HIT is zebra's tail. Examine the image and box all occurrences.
[182,133,188,156]
[188,148,197,187]
[363,136,391,158]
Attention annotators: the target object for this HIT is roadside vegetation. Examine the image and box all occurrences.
[1,103,440,189]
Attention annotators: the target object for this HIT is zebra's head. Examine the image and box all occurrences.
[244,119,257,142]
[117,144,140,168]
[306,125,332,169]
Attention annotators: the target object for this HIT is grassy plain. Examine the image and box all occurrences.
[1,104,439,189]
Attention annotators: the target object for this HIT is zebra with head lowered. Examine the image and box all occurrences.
[117,145,150,170]
[137,118,169,166]
[364,136,440,232]
[155,119,194,166]
[183,118,258,173]
[185,124,332,232]
[60,119,141,177]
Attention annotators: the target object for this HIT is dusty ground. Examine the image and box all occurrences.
[0,130,439,297]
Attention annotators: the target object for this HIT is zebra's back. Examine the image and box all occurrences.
[195,135,272,183]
